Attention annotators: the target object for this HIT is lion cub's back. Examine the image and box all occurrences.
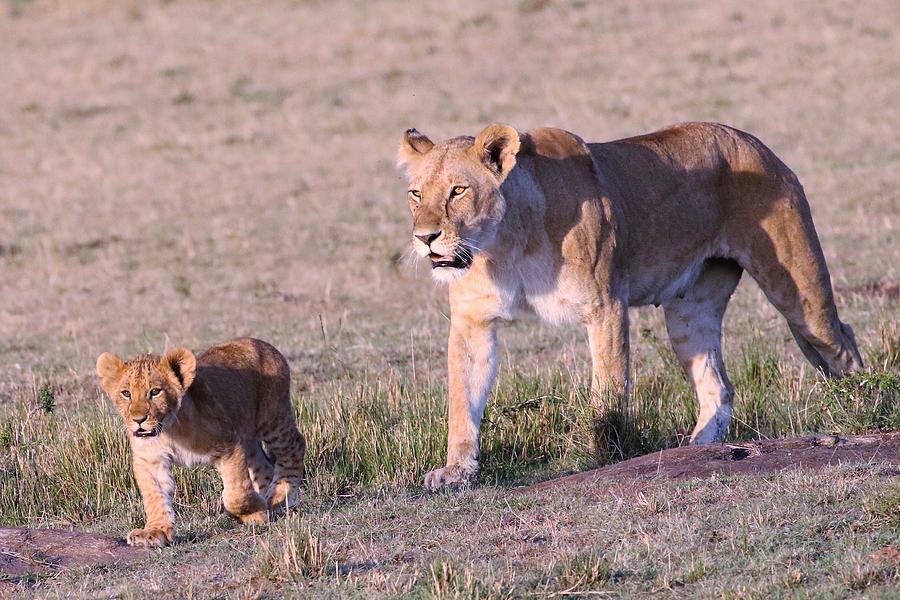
[195,338,291,416]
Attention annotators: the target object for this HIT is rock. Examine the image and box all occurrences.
[0,528,147,579]
[516,432,900,493]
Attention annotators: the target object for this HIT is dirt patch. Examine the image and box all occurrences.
[0,528,147,580]
[518,433,900,493]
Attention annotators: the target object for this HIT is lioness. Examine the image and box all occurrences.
[96,338,305,547]
[398,122,863,490]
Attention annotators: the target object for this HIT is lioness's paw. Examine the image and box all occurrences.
[126,527,171,548]
[424,464,475,491]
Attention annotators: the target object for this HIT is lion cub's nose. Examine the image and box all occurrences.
[415,231,441,246]
[133,415,147,425]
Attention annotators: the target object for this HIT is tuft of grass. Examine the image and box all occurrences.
[869,325,900,372]
[0,397,221,529]
[258,514,338,583]
[37,387,55,414]
[0,399,138,528]
[545,550,617,594]
[862,483,900,528]
[417,561,516,600]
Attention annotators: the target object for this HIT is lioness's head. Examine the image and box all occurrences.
[397,123,521,283]
[96,349,196,439]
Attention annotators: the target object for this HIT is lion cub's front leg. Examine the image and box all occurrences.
[128,454,176,548]
[425,317,498,491]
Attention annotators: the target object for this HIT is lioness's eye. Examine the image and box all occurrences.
[120,390,131,399]
[408,190,422,203]
[150,388,162,397]
[450,185,468,198]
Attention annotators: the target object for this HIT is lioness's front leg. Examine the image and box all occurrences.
[585,300,632,459]
[128,453,175,548]
[425,316,498,491]
[586,299,630,403]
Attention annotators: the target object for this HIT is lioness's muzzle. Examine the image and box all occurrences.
[431,253,471,269]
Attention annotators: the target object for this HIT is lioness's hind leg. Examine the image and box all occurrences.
[727,178,863,376]
[664,259,742,445]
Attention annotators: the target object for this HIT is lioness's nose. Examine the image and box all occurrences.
[415,231,441,246]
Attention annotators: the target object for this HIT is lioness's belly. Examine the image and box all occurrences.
[626,256,709,307]
[510,241,714,323]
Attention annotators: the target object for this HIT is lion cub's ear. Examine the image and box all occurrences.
[397,128,434,169]
[474,123,521,182]
[161,348,197,390]
[96,352,125,383]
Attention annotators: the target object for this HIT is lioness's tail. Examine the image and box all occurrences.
[720,127,863,376]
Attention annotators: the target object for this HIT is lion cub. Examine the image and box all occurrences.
[96,338,305,548]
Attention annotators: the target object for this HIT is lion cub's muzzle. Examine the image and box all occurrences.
[130,417,162,438]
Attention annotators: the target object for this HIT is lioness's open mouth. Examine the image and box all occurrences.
[430,251,472,270]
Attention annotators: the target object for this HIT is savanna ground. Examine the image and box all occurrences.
[1,0,898,597]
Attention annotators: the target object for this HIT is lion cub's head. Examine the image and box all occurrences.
[397,124,521,283]
[96,349,196,439]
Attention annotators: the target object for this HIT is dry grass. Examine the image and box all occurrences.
[0,0,898,597]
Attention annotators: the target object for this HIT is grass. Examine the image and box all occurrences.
[0,333,900,598]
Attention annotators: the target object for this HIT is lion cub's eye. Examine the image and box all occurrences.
[149,388,162,398]
[120,390,131,399]
[450,186,468,198]
[408,190,422,204]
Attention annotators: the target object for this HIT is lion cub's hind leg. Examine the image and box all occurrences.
[260,416,306,511]
[216,445,269,524]
[664,259,743,445]
[247,441,276,496]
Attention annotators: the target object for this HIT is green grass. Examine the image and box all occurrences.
[2,336,897,531]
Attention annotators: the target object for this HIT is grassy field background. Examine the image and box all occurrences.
[1,0,898,597]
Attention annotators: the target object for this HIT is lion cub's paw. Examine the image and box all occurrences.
[237,510,269,525]
[424,464,475,492]
[126,527,172,548]
[268,481,300,511]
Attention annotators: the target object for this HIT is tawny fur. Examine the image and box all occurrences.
[398,122,863,491]
[96,338,306,547]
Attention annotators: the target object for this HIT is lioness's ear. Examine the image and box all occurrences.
[397,128,434,168]
[474,124,521,181]
[96,352,124,383]
[161,348,196,390]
